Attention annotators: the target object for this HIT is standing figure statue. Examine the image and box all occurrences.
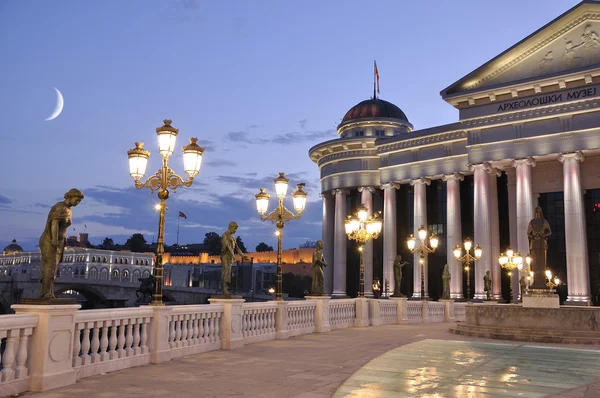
[39,189,84,298]
[220,222,248,297]
[310,240,327,295]
[484,270,492,300]
[519,275,528,302]
[527,206,552,290]
[391,255,408,297]
[441,264,451,300]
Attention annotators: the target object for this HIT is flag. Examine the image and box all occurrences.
[374,60,380,94]
[179,211,187,219]
[84,224,87,228]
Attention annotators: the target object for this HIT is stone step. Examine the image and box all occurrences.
[449,323,600,345]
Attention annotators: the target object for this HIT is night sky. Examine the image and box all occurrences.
[0,0,572,251]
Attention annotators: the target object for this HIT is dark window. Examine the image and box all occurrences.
[355,131,364,137]
[375,130,385,137]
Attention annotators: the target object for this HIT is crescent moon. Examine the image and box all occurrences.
[45,87,64,121]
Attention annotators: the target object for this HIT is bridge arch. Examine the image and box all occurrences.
[55,285,108,302]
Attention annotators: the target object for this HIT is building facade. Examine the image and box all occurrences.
[309,1,600,304]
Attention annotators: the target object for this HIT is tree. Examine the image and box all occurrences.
[255,242,274,252]
[125,233,148,253]
[203,232,222,255]
[100,237,114,250]
[236,236,247,253]
[282,272,312,298]
[299,240,317,249]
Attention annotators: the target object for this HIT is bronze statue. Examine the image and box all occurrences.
[484,270,492,300]
[527,206,552,290]
[220,221,248,297]
[38,189,84,299]
[391,255,408,297]
[372,278,381,299]
[519,275,528,302]
[136,276,155,302]
[310,240,327,295]
[441,264,451,300]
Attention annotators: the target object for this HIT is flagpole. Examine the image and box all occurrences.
[373,60,376,99]
[177,214,180,246]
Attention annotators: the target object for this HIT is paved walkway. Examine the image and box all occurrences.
[26,323,600,398]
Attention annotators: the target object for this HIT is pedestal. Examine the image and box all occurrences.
[276,301,289,340]
[306,296,331,332]
[12,304,80,392]
[439,299,454,322]
[149,306,172,364]
[523,290,560,308]
[208,298,245,349]
[354,298,369,327]
[390,297,408,324]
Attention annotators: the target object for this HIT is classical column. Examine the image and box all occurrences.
[487,167,502,300]
[512,158,536,259]
[382,183,398,296]
[410,178,430,298]
[505,168,519,303]
[333,189,348,297]
[359,186,375,297]
[442,173,463,299]
[322,191,335,295]
[559,152,590,304]
[471,163,491,300]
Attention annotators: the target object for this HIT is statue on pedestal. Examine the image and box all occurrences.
[372,278,381,299]
[527,206,552,290]
[441,264,451,300]
[39,189,84,299]
[391,255,408,297]
[519,275,528,302]
[310,240,327,295]
[484,270,492,300]
[220,222,248,297]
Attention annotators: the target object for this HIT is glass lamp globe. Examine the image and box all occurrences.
[274,172,289,199]
[407,234,416,250]
[255,188,270,215]
[554,277,560,285]
[418,226,427,241]
[292,184,307,213]
[525,255,532,266]
[429,234,439,249]
[464,238,472,252]
[371,218,382,236]
[498,253,508,265]
[127,142,150,180]
[506,247,514,258]
[357,204,369,222]
[474,245,483,259]
[453,245,462,259]
[545,269,552,279]
[182,138,205,178]
[514,253,523,265]
[345,217,356,235]
[156,119,179,157]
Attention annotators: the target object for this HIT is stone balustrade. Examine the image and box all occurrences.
[0,298,465,395]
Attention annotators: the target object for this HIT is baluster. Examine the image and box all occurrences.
[1,329,17,381]
[117,319,126,358]
[212,312,219,343]
[72,325,82,366]
[133,318,141,355]
[90,322,100,363]
[206,314,212,343]
[141,317,149,354]
[15,329,30,379]
[175,315,182,348]
[192,314,199,345]
[181,314,188,346]
[242,311,247,338]
[81,323,91,365]
[199,313,206,344]
[109,320,119,360]
[125,318,134,357]
[260,309,265,335]
[168,315,176,348]
[271,309,276,333]
[100,320,109,361]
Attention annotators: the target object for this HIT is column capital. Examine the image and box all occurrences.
[511,157,536,168]
[409,177,431,186]
[484,163,502,177]
[358,186,376,193]
[380,182,400,190]
[442,172,464,182]
[558,151,584,164]
[332,189,350,196]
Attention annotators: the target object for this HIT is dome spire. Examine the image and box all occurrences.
[373,60,380,99]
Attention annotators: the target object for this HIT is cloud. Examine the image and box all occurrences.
[270,129,337,145]
[197,139,216,153]
[205,159,238,168]
[0,194,11,206]
[299,119,308,130]
[33,203,51,209]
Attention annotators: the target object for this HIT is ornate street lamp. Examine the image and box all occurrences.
[453,238,482,302]
[545,269,561,289]
[127,120,204,306]
[255,173,307,301]
[344,204,383,298]
[407,226,439,300]
[498,248,531,304]
[517,257,534,297]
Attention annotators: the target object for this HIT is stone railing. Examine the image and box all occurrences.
[1,298,464,395]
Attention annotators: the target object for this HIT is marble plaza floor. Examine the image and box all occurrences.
[25,323,600,398]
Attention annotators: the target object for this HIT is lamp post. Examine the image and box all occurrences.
[255,173,307,301]
[127,120,204,306]
[498,249,531,304]
[545,269,561,290]
[407,226,439,300]
[344,204,383,298]
[453,238,482,302]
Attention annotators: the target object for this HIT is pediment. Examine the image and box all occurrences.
[442,1,600,98]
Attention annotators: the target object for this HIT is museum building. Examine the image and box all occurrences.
[309,0,600,304]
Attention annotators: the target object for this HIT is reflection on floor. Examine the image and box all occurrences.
[334,339,600,398]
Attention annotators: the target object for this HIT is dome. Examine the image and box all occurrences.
[3,239,23,255]
[341,98,409,125]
